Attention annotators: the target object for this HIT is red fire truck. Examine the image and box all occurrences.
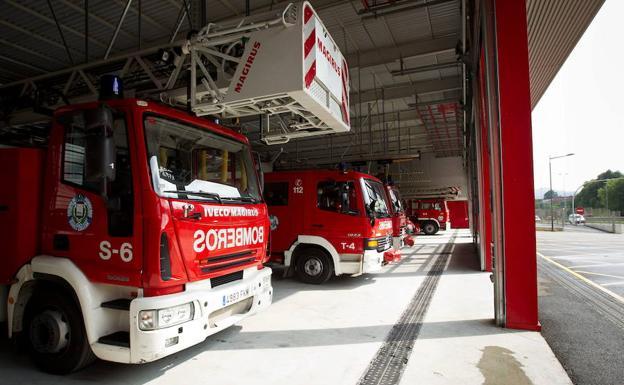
[264,170,397,284]
[407,198,450,235]
[384,184,414,249]
[0,99,273,373]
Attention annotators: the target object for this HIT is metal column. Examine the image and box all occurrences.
[490,0,540,331]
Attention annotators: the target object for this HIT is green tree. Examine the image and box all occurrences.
[598,178,624,213]
[544,190,558,200]
[576,170,623,208]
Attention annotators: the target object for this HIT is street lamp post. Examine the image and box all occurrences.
[549,153,574,231]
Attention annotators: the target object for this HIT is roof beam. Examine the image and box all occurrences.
[351,76,461,104]
[346,35,457,70]
[4,0,106,49]
[0,38,66,66]
[57,0,136,40]
[350,108,421,128]
[0,19,84,57]
[112,0,171,34]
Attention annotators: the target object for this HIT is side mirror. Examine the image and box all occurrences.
[253,151,264,193]
[84,105,116,197]
[368,199,377,226]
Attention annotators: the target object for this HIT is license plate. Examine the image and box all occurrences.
[221,287,251,307]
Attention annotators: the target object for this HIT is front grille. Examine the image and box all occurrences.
[210,271,244,288]
[376,236,392,252]
[200,250,256,274]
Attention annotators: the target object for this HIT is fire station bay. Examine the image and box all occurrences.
[0,1,620,385]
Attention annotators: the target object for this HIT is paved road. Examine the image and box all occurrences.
[537,225,624,385]
[537,225,624,297]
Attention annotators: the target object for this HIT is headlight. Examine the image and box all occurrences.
[365,239,378,249]
[139,302,194,331]
[438,215,444,221]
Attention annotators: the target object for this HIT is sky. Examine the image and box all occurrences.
[531,0,624,195]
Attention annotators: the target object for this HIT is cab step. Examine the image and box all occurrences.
[101,298,131,311]
[98,331,130,348]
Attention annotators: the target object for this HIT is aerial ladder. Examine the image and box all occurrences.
[1,2,351,145]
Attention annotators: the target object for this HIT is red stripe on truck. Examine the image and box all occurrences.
[304,5,314,24]
[341,58,350,124]
[305,61,316,88]
[304,28,316,58]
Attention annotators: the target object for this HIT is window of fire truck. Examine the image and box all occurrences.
[61,109,133,236]
[362,179,390,218]
[388,188,404,213]
[264,182,289,206]
[144,116,261,203]
[317,181,359,215]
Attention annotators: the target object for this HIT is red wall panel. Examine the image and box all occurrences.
[447,200,469,229]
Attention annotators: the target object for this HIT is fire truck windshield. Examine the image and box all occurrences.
[362,179,390,218]
[389,188,404,213]
[144,116,261,203]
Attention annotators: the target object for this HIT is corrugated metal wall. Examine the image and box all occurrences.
[526,0,605,108]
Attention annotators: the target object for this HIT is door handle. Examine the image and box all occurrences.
[312,223,324,228]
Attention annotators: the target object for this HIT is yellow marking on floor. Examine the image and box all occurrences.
[537,252,624,303]
[571,263,624,269]
[574,271,624,280]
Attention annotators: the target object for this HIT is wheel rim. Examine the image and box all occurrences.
[30,309,70,354]
[303,257,323,277]
[426,224,435,233]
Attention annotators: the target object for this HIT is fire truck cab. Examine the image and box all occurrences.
[264,170,395,284]
[407,198,450,235]
[0,98,272,373]
[384,184,414,249]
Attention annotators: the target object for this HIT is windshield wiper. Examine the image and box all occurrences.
[164,190,222,204]
[221,196,259,203]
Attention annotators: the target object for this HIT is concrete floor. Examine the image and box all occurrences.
[0,229,571,385]
[537,226,624,385]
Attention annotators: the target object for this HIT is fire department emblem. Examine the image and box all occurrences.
[269,215,280,231]
[67,194,93,231]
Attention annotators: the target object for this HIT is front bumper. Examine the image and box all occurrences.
[362,249,385,273]
[95,267,273,364]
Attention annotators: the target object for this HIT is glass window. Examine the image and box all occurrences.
[421,202,432,210]
[388,187,404,213]
[61,109,133,236]
[62,113,93,189]
[265,182,289,206]
[317,181,359,215]
[62,111,130,190]
[361,179,390,218]
[433,202,441,210]
[144,116,261,203]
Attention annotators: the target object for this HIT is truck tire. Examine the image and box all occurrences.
[24,290,96,374]
[422,221,439,235]
[295,247,334,284]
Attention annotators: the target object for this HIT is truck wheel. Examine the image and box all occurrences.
[295,248,333,284]
[422,221,439,235]
[25,290,96,374]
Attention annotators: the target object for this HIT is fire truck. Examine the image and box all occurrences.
[384,183,414,249]
[0,99,274,373]
[263,170,397,284]
[0,0,348,373]
[407,198,450,235]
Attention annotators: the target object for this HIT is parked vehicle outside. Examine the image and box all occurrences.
[569,213,586,224]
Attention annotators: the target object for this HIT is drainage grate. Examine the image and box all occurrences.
[357,234,455,385]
